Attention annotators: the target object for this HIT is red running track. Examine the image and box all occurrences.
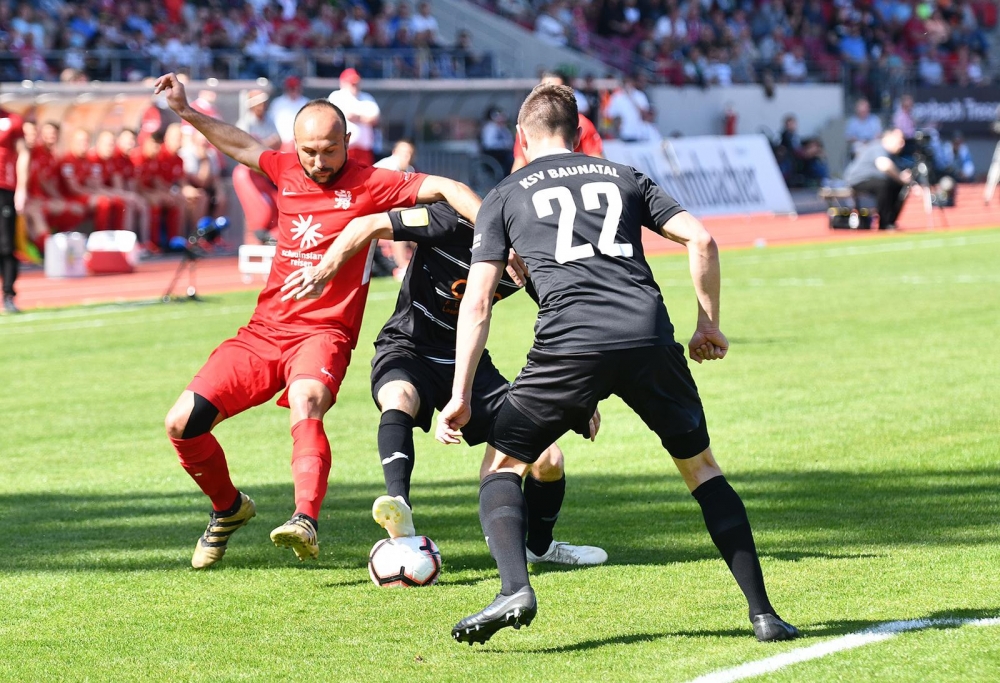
[12,184,1000,312]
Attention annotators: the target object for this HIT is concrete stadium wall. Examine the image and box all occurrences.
[646,84,845,139]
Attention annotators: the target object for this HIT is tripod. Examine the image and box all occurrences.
[161,247,202,303]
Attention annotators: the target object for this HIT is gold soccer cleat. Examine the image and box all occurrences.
[270,514,320,561]
[191,492,257,569]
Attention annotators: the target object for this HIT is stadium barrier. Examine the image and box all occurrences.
[603,135,796,218]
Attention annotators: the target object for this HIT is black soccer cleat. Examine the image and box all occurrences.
[752,613,801,642]
[452,586,537,645]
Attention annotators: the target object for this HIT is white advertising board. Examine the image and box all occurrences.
[603,135,796,217]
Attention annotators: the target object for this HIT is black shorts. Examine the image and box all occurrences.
[490,344,709,463]
[370,342,509,446]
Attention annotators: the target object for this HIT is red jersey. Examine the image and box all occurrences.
[0,111,24,191]
[85,150,116,187]
[157,148,185,185]
[27,146,58,198]
[59,153,93,197]
[253,152,427,339]
[130,150,162,189]
[111,151,135,186]
[513,113,603,167]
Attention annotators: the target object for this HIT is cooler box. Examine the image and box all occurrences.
[44,231,88,278]
[238,244,276,283]
[85,230,141,275]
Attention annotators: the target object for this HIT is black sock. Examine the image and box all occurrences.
[523,475,565,556]
[377,409,415,507]
[214,491,242,517]
[479,472,531,596]
[692,476,775,621]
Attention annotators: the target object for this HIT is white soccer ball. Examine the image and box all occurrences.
[368,536,441,587]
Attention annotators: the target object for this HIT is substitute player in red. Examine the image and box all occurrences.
[0,103,29,313]
[155,73,481,569]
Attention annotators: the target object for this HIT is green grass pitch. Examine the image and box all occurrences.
[1,229,999,682]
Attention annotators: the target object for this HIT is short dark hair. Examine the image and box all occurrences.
[518,84,578,143]
[293,99,348,132]
[542,68,573,86]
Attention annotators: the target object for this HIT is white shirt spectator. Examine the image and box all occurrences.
[781,50,808,81]
[652,15,686,41]
[968,57,985,85]
[268,93,310,144]
[328,88,380,152]
[373,156,415,173]
[574,90,590,115]
[346,17,370,45]
[237,111,280,145]
[535,11,568,46]
[706,60,733,86]
[918,55,944,85]
[410,10,441,43]
[607,86,651,141]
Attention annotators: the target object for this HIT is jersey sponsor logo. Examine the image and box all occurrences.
[380,452,410,465]
[291,214,324,250]
[282,188,308,196]
[333,189,352,209]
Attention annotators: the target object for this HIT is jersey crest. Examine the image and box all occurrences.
[334,189,353,210]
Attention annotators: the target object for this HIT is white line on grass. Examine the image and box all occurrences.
[0,291,399,334]
[686,617,1000,683]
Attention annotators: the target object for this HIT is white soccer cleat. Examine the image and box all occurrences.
[526,540,608,565]
[372,495,416,538]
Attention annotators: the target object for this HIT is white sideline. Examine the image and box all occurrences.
[686,617,1000,683]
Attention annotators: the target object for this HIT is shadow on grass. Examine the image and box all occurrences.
[0,467,997,573]
[512,608,1000,654]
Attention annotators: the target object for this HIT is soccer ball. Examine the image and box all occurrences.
[368,536,442,587]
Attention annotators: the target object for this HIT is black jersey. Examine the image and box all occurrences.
[376,203,524,361]
[472,151,684,352]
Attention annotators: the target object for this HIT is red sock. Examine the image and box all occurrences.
[170,433,239,511]
[290,418,332,521]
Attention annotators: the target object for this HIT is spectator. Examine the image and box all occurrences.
[781,44,808,82]
[328,68,381,166]
[410,1,442,46]
[535,3,569,47]
[918,46,945,85]
[268,75,309,150]
[893,94,917,144]
[178,129,226,222]
[843,128,911,230]
[90,130,149,243]
[606,73,654,142]
[164,123,209,234]
[845,97,883,158]
[935,131,975,182]
[374,139,417,173]
[345,5,370,47]
[237,89,281,150]
[480,106,514,176]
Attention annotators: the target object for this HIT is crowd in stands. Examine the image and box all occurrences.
[0,0,493,82]
[21,116,226,253]
[482,0,997,99]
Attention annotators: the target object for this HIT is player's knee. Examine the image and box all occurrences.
[530,444,565,481]
[164,405,189,440]
[377,382,420,416]
[287,383,332,420]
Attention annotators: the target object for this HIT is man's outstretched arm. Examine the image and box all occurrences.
[154,73,268,172]
[436,260,504,443]
[660,211,727,364]
[281,212,393,301]
[414,176,481,224]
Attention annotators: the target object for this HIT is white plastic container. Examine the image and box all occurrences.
[85,230,140,274]
[44,231,88,278]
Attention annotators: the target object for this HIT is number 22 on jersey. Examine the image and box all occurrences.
[531,181,633,264]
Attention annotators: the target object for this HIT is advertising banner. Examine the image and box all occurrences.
[911,87,1000,136]
[603,135,795,217]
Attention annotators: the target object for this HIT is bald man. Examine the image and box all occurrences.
[154,72,482,569]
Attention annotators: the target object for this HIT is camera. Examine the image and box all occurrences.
[910,130,939,187]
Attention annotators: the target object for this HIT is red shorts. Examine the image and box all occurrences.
[187,321,353,419]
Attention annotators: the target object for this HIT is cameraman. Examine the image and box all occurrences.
[843,128,911,230]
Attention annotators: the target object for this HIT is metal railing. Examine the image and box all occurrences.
[0,47,497,83]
